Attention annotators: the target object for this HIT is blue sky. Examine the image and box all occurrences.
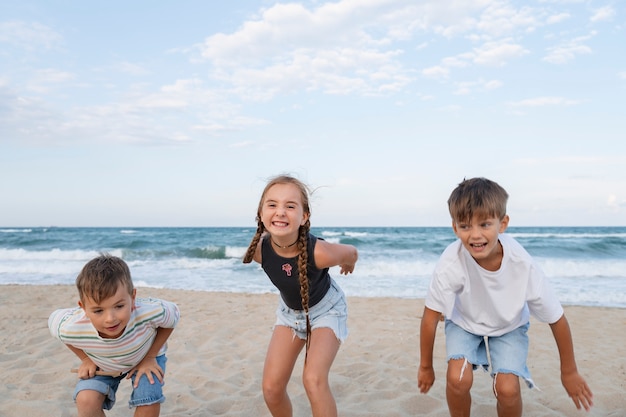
[1,0,624,227]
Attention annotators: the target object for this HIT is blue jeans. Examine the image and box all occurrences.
[274,279,348,343]
[73,354,167,409]
[445,320,535,388]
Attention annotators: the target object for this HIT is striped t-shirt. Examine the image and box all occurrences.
[48,297,180,373]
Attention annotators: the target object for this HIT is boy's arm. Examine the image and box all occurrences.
[418,306,441,393]
[127,327,175,387]
[549,314,593,411]
[65,344,98,379]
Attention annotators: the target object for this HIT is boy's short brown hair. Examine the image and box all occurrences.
[447,177,509,223]
[76,254,134,303]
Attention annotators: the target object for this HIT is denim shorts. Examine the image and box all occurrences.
[274,278,348,343]
[444,320,535,388]
[74,354,167,409]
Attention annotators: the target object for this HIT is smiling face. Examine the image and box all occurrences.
[79,283,136,339]
[452,214,509,271]
[260,182,309,243]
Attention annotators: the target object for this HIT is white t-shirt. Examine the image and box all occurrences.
[425,233,563,337]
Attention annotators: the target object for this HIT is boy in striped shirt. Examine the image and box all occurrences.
[49,254,180,417]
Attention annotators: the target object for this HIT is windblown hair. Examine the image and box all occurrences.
[76,254,134,304]
[447,177,509,223]
[243,175,313,352]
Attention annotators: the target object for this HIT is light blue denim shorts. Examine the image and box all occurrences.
[445,320,535,388]
[74,354,167,409]
[274,279,348,343]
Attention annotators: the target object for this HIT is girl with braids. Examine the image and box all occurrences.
[243,175,358,417]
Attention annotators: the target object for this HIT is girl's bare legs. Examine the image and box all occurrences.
[302,327,340,417]
[493,373,522,417]
[262,325,305,417]
[446,358,473,417]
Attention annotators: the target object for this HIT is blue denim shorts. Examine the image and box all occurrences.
[74,355,167,409]
[444,320,535,388]
[274,279,348,343]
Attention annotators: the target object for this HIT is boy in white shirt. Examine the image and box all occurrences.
[418,177,593,417]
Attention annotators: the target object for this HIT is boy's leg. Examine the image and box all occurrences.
[446,358,473,417]
[134,403,161,417]
[493,373,522,417]
[75,390,106,417]
[488,323,532,417]
[444,320,489,417]
[129,355,167,415]
[74,375,120,417]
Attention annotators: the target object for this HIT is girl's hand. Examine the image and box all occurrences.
[339,263,355,275]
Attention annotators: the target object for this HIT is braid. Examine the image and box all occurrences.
[297,219,312,359]
[243,220,265,264]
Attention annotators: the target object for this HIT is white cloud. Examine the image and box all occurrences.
[590,6,615,23]
[543,32,595,64]
[26,69,75,93]
[113,62,151,76]
[472,40,529,66]
[476,3,540,36]
[198,1,542,99]
[453,78,502,95]
[0,21,63,50]
[546,12,570,24]
[508,96,581,107]
[422,65,449,79]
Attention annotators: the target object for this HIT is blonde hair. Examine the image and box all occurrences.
[243,175,313,353]
[76,254,134,303]
[448,177,509,223]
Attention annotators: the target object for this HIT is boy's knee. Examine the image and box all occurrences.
[75,389,106,414]
[446,358,473,393]
[446,375,473,395]
[493,372,521,400]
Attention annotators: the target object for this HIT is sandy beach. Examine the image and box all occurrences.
[1,284,624,416]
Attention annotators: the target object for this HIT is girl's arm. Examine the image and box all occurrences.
[314,239,358,274]
[549,314,593,411]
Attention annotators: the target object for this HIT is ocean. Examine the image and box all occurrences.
[1,226,625,308]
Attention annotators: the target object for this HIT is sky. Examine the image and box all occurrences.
[0,0,624,228]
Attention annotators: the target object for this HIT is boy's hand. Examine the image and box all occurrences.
[77,357,98,379]
[127,356,164,388]
[418,365,435,394]
[561,370,593,411]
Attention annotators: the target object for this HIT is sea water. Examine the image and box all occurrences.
[1,226,625,308]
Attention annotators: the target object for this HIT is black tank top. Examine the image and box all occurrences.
[261,233,331,310]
